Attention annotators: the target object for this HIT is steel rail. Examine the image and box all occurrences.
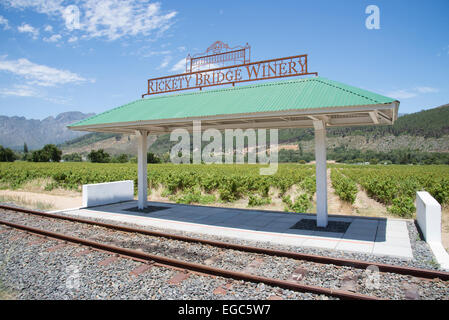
[0,218,379,300]
[1,204,448,281]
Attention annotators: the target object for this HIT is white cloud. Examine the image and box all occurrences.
[415,86,439,94]
[43,34,62,42]
[443,45,449,55]
[2,0,64,15]
[68,36,78,43]
[158,55,171,69]
[0,84,39,97]
[436,45,449,57]
[170,57,221,73]
[3,0,177,41]
[128,45,172,58]
[387,90,417,99]
[44,25,53,32]
[0,57,92,87]
[386,86,439,100]
[82,0,177,40]
[170,58,186,72]
[0,15,10,30]
[0,83,71,104]
[17,23,39,39]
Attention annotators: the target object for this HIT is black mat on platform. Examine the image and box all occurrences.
[289,218,351,233]
[124,206,170,213]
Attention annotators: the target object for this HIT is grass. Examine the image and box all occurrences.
[428,258,441,269]
[0,195,54,211]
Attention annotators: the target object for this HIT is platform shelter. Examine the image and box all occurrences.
[69,76,398,227]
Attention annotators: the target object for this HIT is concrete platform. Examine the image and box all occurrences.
[58,200,414,259]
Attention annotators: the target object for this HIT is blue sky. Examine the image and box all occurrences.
[0,0,448,120]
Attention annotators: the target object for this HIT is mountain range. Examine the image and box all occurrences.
[1,103,448,155]
[0,111,94,150]
[60,103,449,156]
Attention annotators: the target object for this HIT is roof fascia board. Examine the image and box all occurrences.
[144,118,381,133]
[72,116,384,134]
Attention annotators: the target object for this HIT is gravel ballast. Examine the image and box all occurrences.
[0,206,448,300]
[55,208,442,271]
[0,226,329,300]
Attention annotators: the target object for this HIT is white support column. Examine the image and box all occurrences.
[313,120,328,227]
[136,130,148,210]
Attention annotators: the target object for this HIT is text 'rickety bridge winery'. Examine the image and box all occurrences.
[142,41,318,97]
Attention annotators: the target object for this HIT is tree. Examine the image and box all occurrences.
[23,142,28,153]
[161,152,170,163]
[43,144,62,162]
[32,150,50,162]
[113,154,129,163]
[62,153,82,162]
[30,144,61,162]
[23,152,33,161]
[88,149,110,163]
[0,145,16,162]
[147,152,161,163]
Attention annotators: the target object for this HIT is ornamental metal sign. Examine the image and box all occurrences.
[142,41,318,97]
[186,41,251,73]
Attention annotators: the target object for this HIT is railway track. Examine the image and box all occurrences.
[1,204,448,300]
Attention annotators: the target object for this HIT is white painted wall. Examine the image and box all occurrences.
[416,191,441,243]
[416,191,449,270]
[82,180,134,207]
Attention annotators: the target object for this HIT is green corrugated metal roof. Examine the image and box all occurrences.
[69,77,396,128]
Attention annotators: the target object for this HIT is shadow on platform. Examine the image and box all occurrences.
[87,200,388,242]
